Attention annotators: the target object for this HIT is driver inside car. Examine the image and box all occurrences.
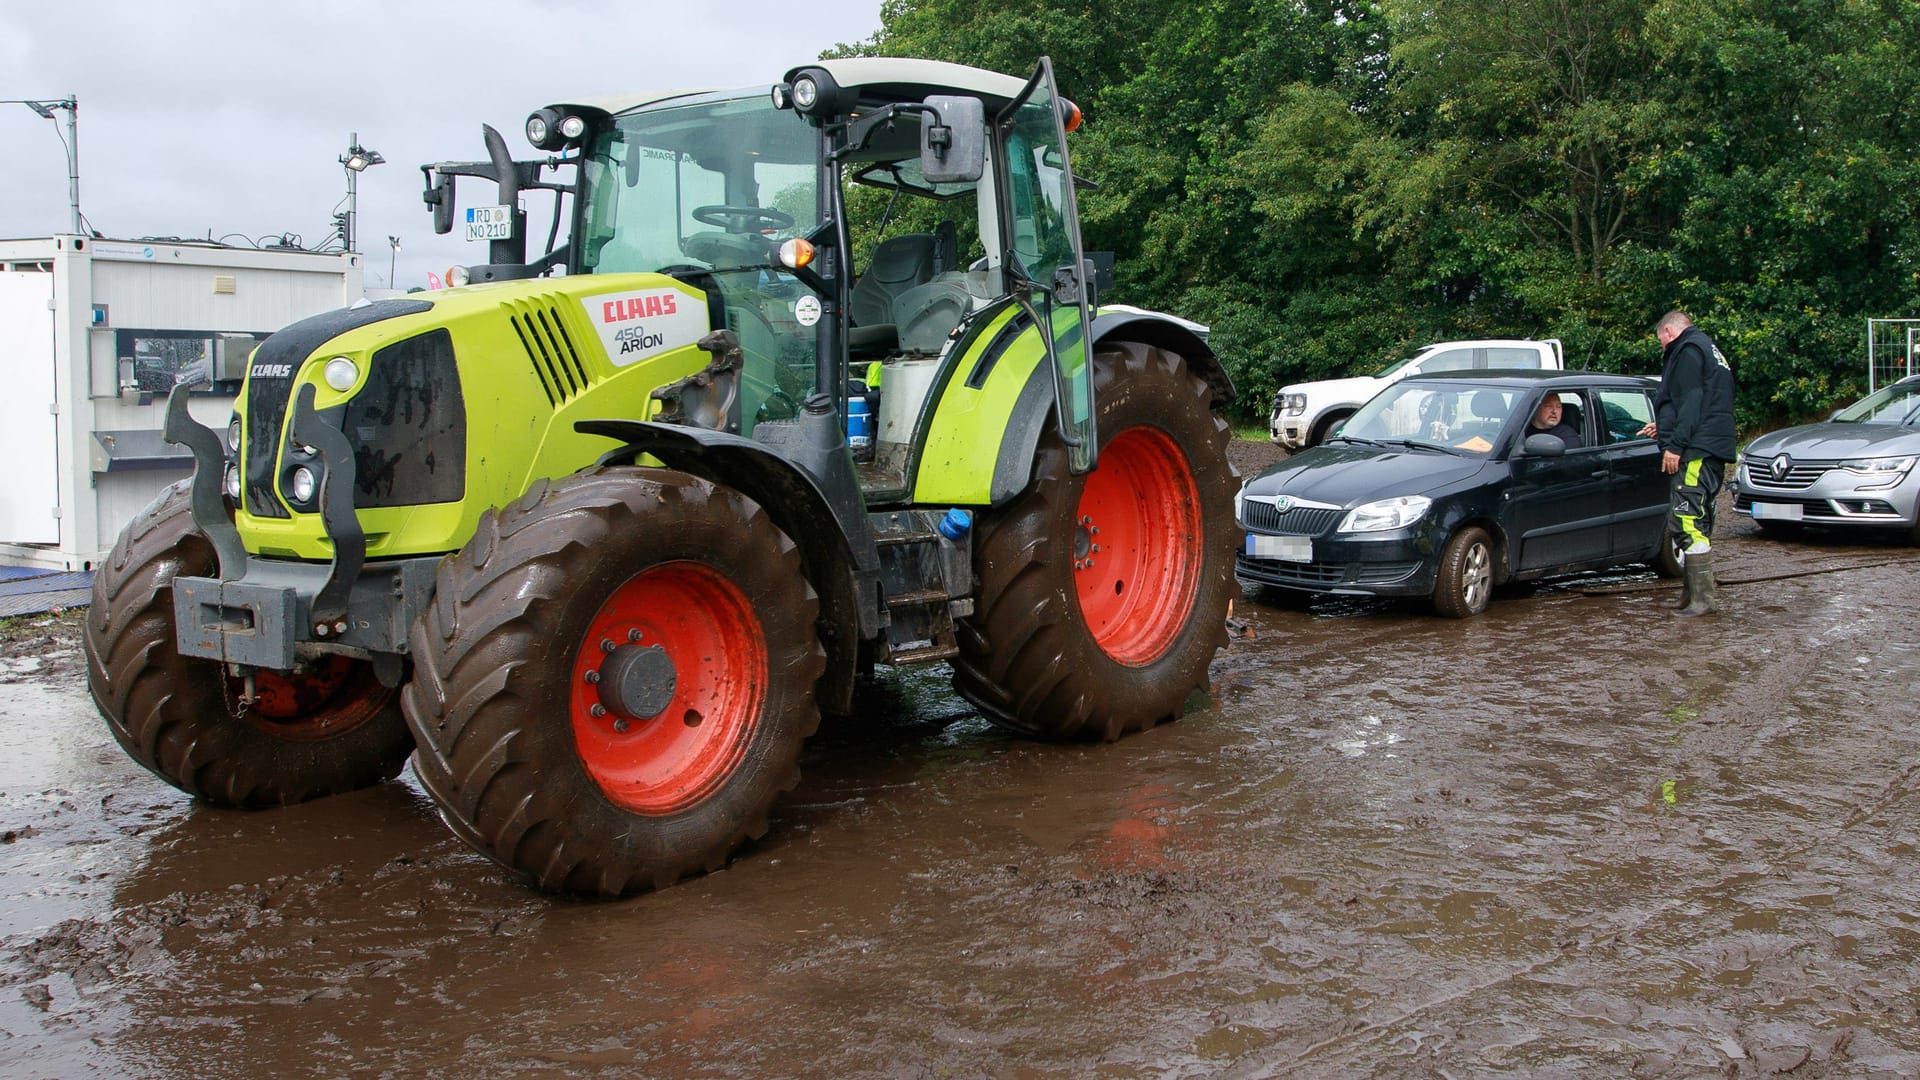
[1528,393,1582,449]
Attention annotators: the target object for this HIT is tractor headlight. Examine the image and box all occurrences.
[223,464,241,501]
[1338,495,1431,533]
[226,414,242,454]
[323,356,359,392]
[792,75,819,110]
[526,114,550,145]
[290,466,317,504]
[559,114,586,140]
[448,265,471,288]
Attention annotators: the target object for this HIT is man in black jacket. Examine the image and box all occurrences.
[1637,310,1737,615]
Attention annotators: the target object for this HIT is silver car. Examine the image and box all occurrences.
[1734,374,1920,542]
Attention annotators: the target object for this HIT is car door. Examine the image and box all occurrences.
[1503,389,1611,570]
[1593,386,1667,555]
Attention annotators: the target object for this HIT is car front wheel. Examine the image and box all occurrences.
[1432,526,1495,619]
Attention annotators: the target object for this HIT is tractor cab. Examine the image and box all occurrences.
[427,57,1100,492]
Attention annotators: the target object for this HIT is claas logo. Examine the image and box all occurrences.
[601,293,678,324]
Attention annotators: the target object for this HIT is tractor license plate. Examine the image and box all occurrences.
[465,205,513,241]
[1749,501,1803,521]
[1247,534,1312,562]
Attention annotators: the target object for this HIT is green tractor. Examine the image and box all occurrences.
[83,57,1237,895]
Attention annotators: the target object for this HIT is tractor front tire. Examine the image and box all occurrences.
[83,482,412,807]
[401,468,824,897]
[953,342,1236,740]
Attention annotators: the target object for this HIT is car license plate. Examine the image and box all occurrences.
[1749,501,1803,521]
[1246,534,1312,562]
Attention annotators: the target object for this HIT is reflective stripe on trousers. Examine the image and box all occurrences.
[1669,456,1724,552]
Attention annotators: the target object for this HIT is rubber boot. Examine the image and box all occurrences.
[1674,557,1694,610]
[1678,550,1718,616]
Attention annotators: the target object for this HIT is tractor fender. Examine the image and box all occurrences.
[982,313,1235,507]
[1090,310,1235,409]
[574,419,873,715]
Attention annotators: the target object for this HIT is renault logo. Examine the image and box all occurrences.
[1770,453,1792,481]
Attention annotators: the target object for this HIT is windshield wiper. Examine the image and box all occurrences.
[1376,438,1463,455]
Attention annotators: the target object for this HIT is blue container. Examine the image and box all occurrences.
[846,394,872,452]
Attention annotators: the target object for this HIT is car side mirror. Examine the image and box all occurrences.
[1521,433,1566,457]
[920,95,985,184]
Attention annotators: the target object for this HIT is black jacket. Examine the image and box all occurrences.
[1654,325,1736,462]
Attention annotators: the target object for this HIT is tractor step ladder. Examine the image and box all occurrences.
[872,514,968,666]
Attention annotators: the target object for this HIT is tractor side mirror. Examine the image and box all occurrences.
[920,95,985,184]
[424,169,455,235]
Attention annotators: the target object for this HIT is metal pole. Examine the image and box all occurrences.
[346,131,358,254]
[65,95,79,235]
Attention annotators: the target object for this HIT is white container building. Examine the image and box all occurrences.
[0,235,362,570]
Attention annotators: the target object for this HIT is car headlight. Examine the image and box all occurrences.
[1838,455,1916,489]
[1284,394,1306,416]
[1338,495,1432,533]
[1234,483,1247,525]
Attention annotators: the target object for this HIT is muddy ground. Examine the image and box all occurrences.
[4,439,1919,1078]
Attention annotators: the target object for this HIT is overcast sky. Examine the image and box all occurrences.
[0,0,883,290]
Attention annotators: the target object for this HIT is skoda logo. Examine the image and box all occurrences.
[1770,453,1792,481]
[1271,496,1294,513]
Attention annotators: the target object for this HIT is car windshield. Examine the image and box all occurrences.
[1374,355,1415,378]
[1336,381,1519,455]
[1833,381,1920,425]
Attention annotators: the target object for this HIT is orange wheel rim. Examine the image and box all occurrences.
[569,562,766,814]
[237,655,390,741]
[1072,426,1203,665]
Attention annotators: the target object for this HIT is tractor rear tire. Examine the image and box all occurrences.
[401,468,824,897]
[83,481,412,807]
[952,342,1236,740]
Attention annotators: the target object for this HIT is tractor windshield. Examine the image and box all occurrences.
[579,95,817,274]
[579,95,822,432]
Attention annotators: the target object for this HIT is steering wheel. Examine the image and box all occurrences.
[692,204,795,234]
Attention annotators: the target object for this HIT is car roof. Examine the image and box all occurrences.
[1401,369,1657,390]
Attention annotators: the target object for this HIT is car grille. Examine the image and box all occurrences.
[1742,459,1837,491]
[1734,492,1905,522]
[1235,553,1424,589]
[1240,503,1342,536]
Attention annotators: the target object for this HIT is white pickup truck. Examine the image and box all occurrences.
[1268,338,1564,448]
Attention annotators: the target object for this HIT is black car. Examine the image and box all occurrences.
[1236,370,1683,617]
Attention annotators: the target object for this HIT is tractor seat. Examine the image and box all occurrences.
[848,223,957,353]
